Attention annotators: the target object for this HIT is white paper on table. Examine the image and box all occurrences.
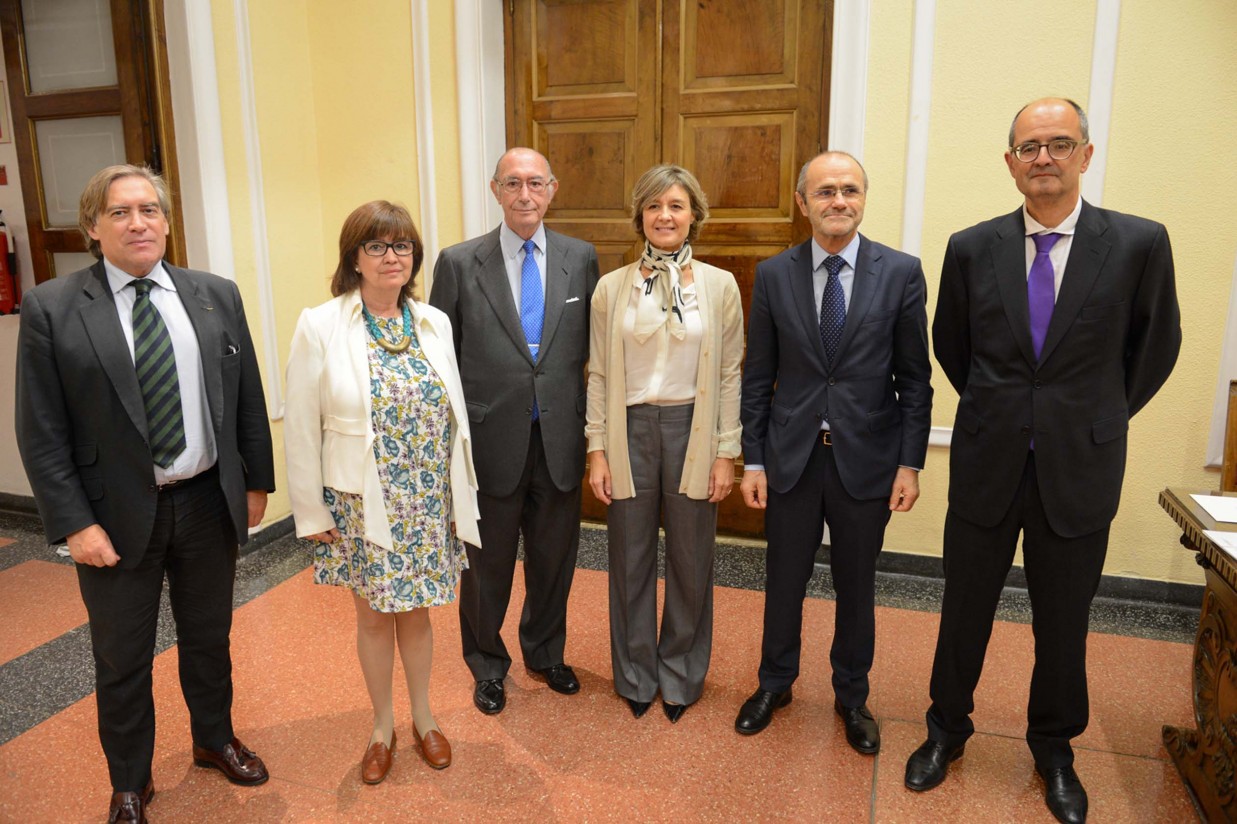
[1204,530,1237,561]
[1191,494,1237,524]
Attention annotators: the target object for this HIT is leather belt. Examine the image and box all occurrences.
[156,463,218,493]
[820,431,833,446]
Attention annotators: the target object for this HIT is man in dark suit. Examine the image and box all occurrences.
[904,99,1181,824]
[15,165,275,823]
[430,147,599,714]
[734,151,932,754]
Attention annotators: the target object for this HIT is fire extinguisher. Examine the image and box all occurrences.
[0,210,18,315]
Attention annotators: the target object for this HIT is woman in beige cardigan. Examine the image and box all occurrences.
[586,165,743,722]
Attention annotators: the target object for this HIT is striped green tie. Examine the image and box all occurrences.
[131,279,187,468]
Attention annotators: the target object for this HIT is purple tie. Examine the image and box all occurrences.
[1028,232,1062,359]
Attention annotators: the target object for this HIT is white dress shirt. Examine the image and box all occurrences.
[104,258,216,484]
[1022,196,1082,295]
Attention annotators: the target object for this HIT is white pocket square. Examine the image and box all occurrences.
[565,296,581,304]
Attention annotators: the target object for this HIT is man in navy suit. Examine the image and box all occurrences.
[904,99,1180,824]
[16,165,275,823]
[734,151,933,754]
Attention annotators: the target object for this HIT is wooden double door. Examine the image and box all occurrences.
[506,0,832,537]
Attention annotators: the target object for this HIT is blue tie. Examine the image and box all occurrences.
[820,255,846,363]
[519,239,544,420]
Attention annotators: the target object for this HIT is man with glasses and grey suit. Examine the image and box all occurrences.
[905,98,1181,824]
[430,148,599,715]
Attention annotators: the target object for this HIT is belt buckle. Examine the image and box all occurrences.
[157,478,184,492]
[821,431,833,446]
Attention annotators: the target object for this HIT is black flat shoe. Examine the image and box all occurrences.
[734,687,792,735]
[904,739,965,791]
[834,700,880,754]
[663,701,688,723]
[474,678,506,715]
[626,698,651,718]
[533,664,580,695]
[1037,764,1088,823]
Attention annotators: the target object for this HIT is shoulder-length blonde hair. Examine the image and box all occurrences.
[629,165,709,245]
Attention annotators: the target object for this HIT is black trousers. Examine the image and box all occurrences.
[459,423,582,680]
[758,437,891,707]
[926,453,1108,769]
[76,469,238,793]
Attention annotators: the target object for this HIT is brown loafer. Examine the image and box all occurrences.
[361,731,396,784]
[192,737,270,785]
[413,724,452,769]
[108,780,154,823]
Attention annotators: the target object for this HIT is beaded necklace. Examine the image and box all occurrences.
[362,302,413,354]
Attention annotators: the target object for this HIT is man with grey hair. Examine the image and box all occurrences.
[734,151,932,751]
[431,147,599,714]
[905,98,1180,824]
[16,164,275,822]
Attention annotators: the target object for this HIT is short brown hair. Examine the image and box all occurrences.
[78,165,172,258]
[630,165,709,245]
[330,201,424,303]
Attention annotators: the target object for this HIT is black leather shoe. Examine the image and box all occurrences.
[1038,764,1088,823]
[663,701,688,724]
[734,687,792,735]
[474,678,506,714]
[533,664,580,695]
[626,698,651,718]
[904,738,965,791]
[834,700,880,754]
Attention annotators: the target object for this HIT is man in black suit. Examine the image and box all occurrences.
[15,165,275,823]
[734,151,932,754]
[430,148,599,714]
[904,99,1181,824]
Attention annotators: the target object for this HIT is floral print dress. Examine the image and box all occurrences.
[314,314,467,612]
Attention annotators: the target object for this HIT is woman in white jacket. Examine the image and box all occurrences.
[284,201,480,780]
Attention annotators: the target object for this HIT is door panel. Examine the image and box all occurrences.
[508,0,831,537]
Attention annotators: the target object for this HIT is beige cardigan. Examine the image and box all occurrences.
[585,260,743,501]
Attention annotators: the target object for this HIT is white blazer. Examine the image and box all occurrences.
[284,290,482,550]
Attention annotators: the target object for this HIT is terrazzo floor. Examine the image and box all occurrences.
[0,509,1203,822]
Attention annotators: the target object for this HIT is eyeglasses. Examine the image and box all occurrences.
[497,177,552,194]
[1010,139,1085,162]
[808,186,864,201]
[360,240,416,257]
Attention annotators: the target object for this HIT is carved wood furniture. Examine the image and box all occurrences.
[1161,488,1237,822]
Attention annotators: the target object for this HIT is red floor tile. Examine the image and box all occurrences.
[0,559,87,664]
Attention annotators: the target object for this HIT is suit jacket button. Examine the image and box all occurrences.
[148,484,157,492]
[1033,380,1042,389]
[1021,425,1031,434]
[828,378,837,386]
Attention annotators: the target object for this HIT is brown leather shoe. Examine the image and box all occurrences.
[413,724,452,769]
[361,731,396,784]
[192,737,270,785]
[108,780,154,823]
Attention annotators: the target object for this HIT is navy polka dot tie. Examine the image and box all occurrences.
[819,255,846,363]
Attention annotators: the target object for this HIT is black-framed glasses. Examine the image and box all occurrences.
[360,240,416,257]
[1010,139,1085,162]
[497,177,552,194]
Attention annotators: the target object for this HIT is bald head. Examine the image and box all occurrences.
[1008,98,1089,147]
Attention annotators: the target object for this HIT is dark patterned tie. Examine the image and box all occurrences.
[131,279,186,468]
[819,255,847,362]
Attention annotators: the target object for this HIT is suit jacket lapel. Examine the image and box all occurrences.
[788,241,828,366]
[474,229,533,363]
[990,208,1038,368]
[538,229,569,359]
[833,235,880,364]
[1038,201,1110,365]
[168,264,224,432]
[79,262,148,439]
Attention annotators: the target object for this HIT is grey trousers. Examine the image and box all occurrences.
[607,403,717,705]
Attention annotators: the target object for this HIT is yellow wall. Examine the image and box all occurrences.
[199,1,1234,585]
[868,0,1237,584]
